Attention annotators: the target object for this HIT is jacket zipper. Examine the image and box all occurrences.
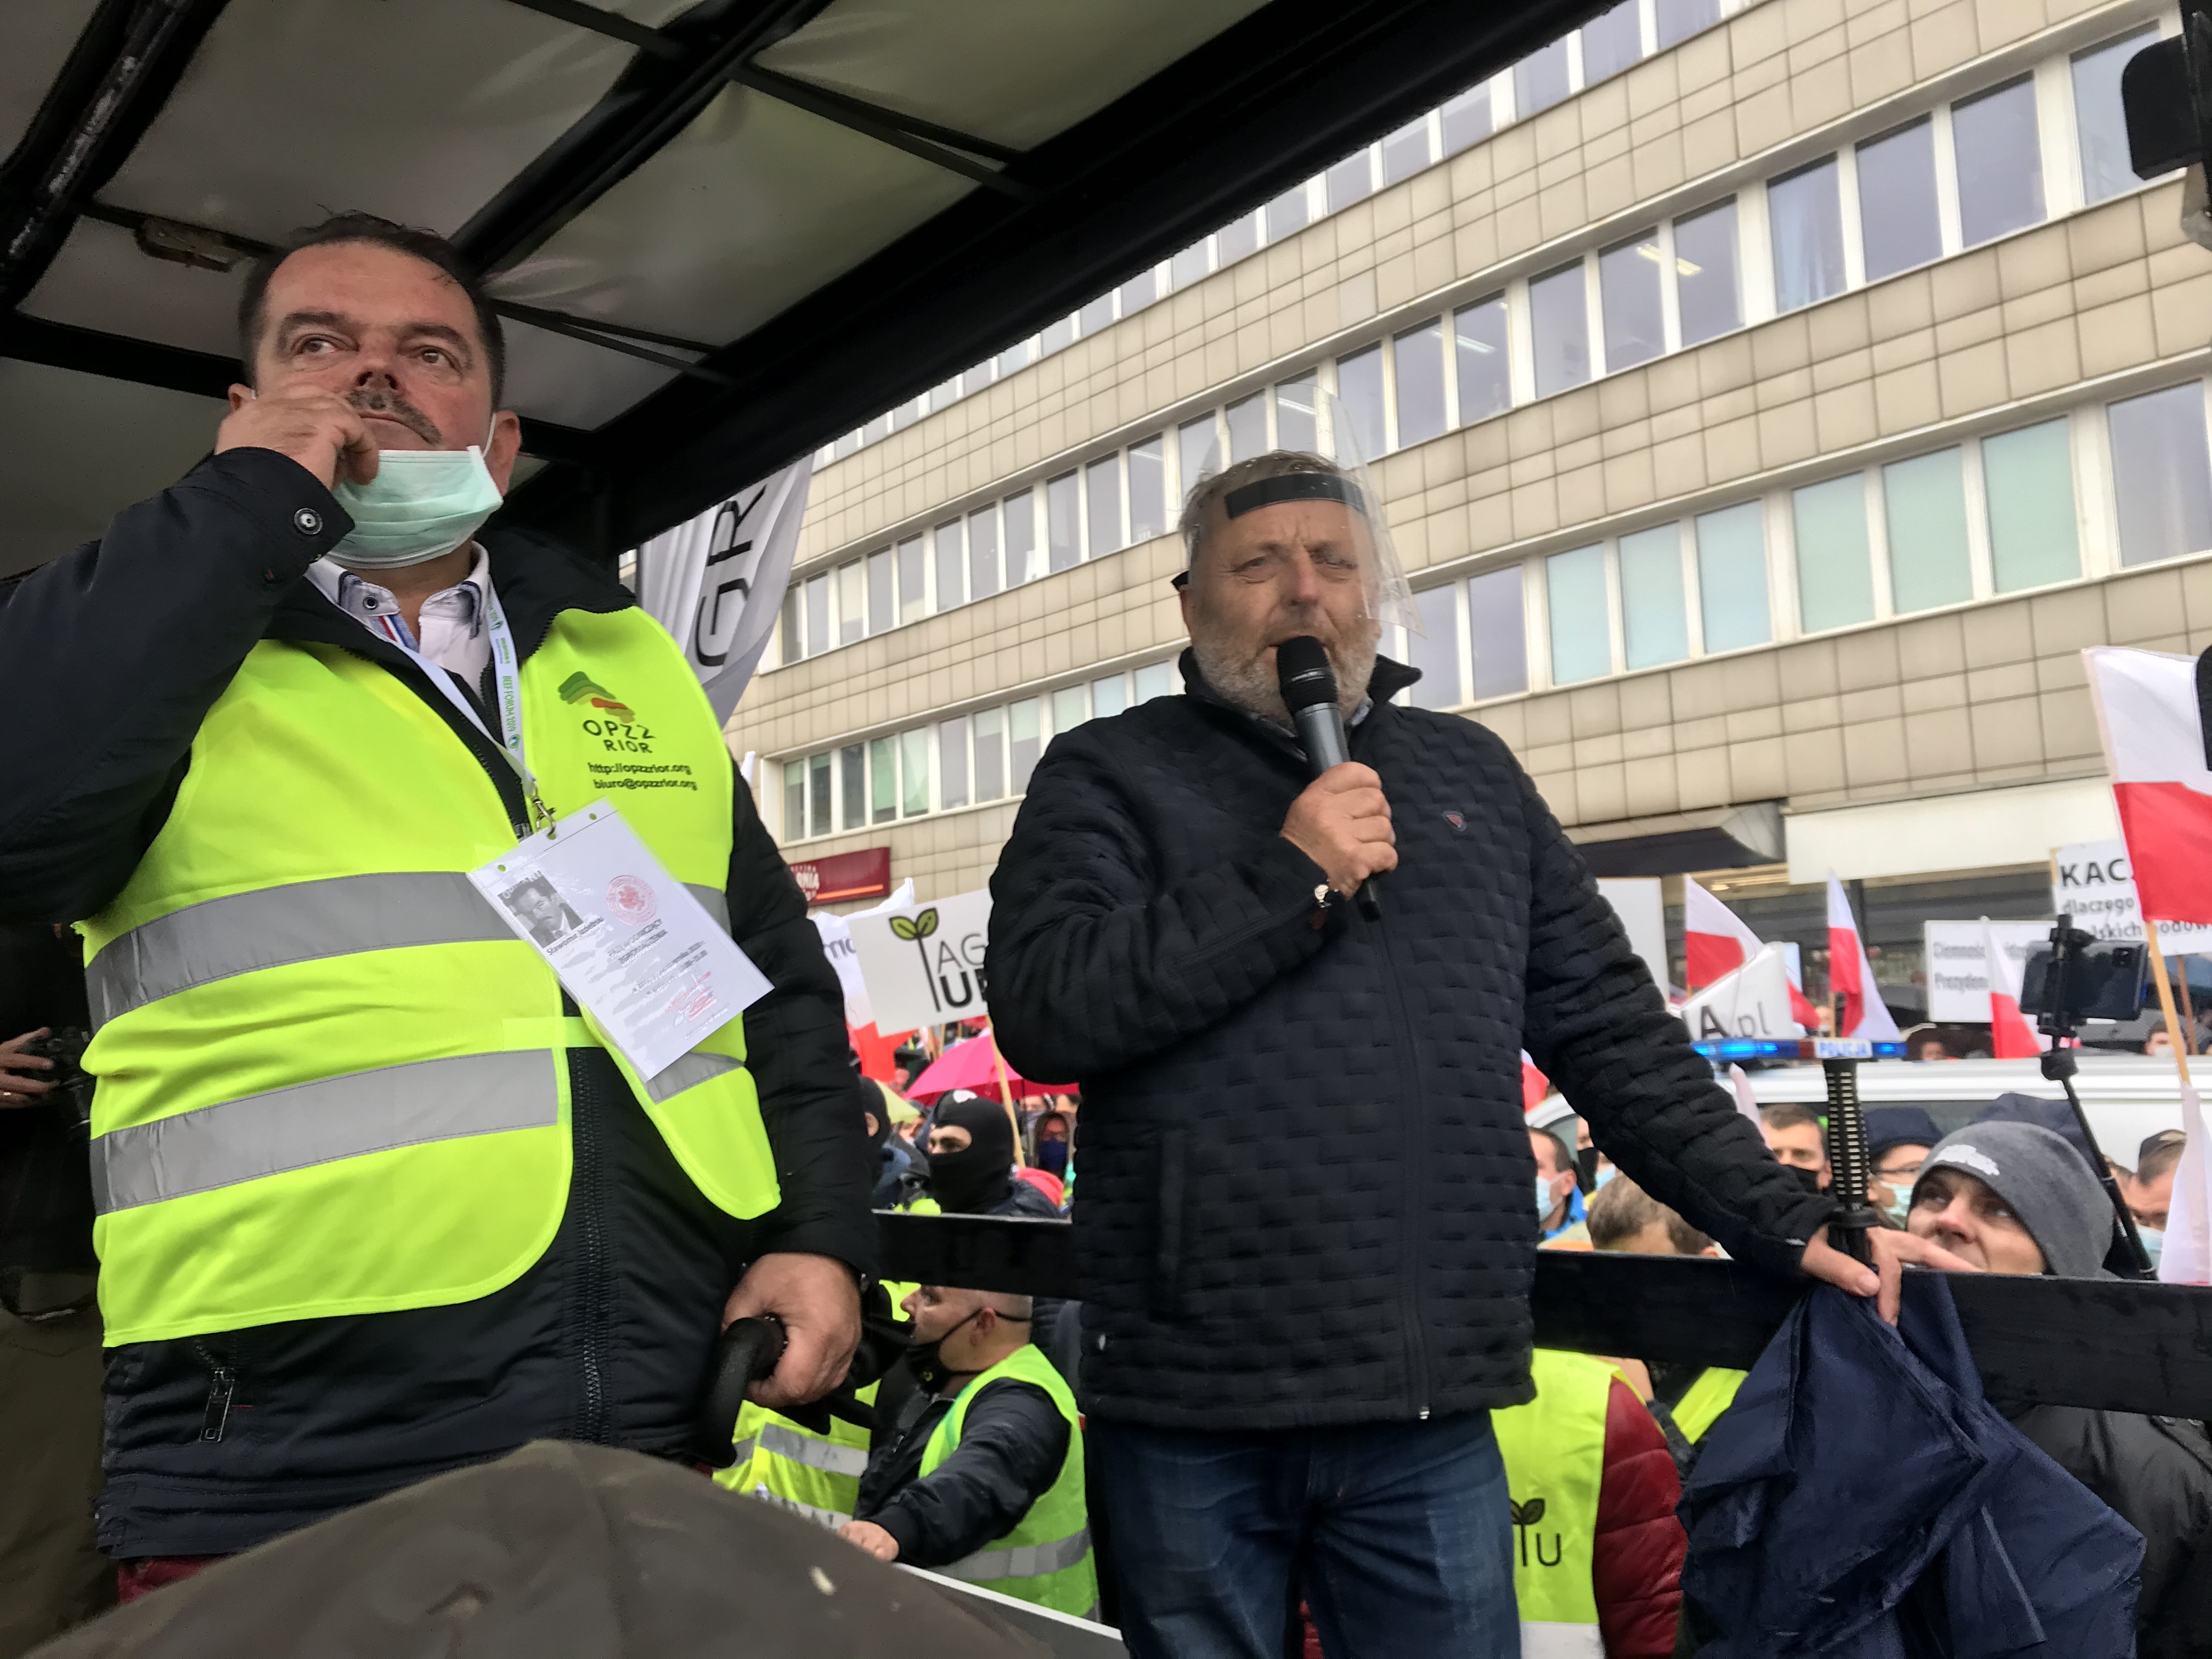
[1373,910,1432,1420]
[571,1045,611,1442]
[194,1339,236,1442]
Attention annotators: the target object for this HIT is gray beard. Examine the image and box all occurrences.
[1190,629,1377,726]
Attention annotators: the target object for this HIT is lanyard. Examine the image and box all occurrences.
[373,583,554,834]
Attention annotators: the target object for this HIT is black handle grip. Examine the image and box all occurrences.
[692,1315,787,1469]
[1357,881,1381,921]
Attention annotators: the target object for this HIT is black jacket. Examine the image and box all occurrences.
[987,654,1835,1430]
[0,450,874,1556]
[2007,1404,2212,1659]
[854,1374,1069,1568]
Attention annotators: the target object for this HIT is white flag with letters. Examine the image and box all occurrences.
[634,455,812,722]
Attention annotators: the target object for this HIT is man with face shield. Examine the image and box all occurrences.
[0,215,871,1589]
[987,448,1963,1658]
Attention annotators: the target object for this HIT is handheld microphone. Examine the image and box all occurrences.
[1275,636,1381,921]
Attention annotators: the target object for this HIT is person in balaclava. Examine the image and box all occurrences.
[925,1093,1057,1220]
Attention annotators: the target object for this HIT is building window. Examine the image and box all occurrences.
[1041,313,1076,353]
[1009,698,1042,793]
[1393,321,1447,448]
[1530,262,1591,398]
[1227,392,1268,464]
[1515,37,1571,117]
[803,571,830,658]
[1265,182,1309,241]
[1326,150,1375,213]
[939,718,969,810]
[1581,1,1641,83]
[1051,684,1088,735]
[1217,211,1260,266]
[967,505,1000,600]
[1673,201,1740,346]
[1655,0,1719,49]
[1129,436,1166,541]
[1467,566,1527,699]
[866,547,894,633]
[2109,385,2212,566]
[1454,295,1510,422]
[780,585,800,664]
[840,743,865,830]
[1769,157,1846,314]
[1882,448,1973,613]
[1336,346,1386,460]
[1047,472,1080,573]
[2075,30,2160,205]
[1791,475,1876,633]
[809,752,832,838]
[933,520,964,613]
[1598,231,1664,373]
[782,760,805,840]
[996,337,1035,378]
[1170,239,1210,289]
[1087,453,1124,555]
[1118,268,1158,315]
[1407,584,1461,708]
[975,707,1006,800]
[1547,544,1611,685]
[1004,489,1037,585]
[1618,523,1689,669]
[1181,414,1221,488]
[836,560,862,646]
[900,729,929,818]
[1382,115,1434,186]
[1276,374,1318,454]
[1078,292,1115,335]
[1093,675,1129,719]
[1857,118,1941,282]
[1982,419,2080,591]
[870,736,897,824]
[1135,661,1177,702]
[1440,83,1492,155]
[1953,77,2044,247]
[1694,502,1770,652]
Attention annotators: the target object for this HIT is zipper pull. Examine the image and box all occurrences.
[201,1367,236,1442]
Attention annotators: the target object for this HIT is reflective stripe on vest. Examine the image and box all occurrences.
[1491,1348,1612,1633]
[80,608,776,1345]
[758,1421,868,1478]
[91,1049,558,1213]
[919,1343,1097,1620]
[1672,1366,1747,1443]
[86,873,731,1028]
[714,1391,878,1524]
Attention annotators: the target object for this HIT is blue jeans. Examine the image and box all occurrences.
[1090,1413,1517,1659]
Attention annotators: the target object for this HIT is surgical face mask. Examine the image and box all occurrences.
[1593,1162,1618,1190]
[329,442,503,569]
[2137,1226,2164,1271]
[1879,1187,1913,1229]
[1535,1177,1557,1223]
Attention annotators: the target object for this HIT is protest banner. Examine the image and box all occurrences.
[2050,839,2212,952]
[1677,946,1802,1042]
[1922,919,2054,1022]
[848,889,995,1037]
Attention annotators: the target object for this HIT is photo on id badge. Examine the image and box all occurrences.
[500,874,583,949]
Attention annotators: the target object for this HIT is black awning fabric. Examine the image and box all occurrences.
[0,0,1609,575]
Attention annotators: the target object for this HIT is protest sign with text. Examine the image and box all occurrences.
[2051,839,2212,953]
[1923,919,2058,1022]
[847,889,994,1034]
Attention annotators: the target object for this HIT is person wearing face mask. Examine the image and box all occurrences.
[1905,1122,2212,1658]
[839,1284,1097,1618]
[2129,1128,2186,1271]
[1863,1107,1939,1230]
[1031,1111,1073,1182]
[1532,1126,1590,1245]
[0,215,872,1592]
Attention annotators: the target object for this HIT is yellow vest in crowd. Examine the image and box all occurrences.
[80,606,779,1344]
[1491,1348,1614,1659]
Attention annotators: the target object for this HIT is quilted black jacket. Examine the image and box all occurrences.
[988,653,1837,1431]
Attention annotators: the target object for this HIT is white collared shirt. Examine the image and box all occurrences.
[307,548,493,688]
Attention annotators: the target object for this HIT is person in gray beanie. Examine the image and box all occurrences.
[1906,1121,2212,1659]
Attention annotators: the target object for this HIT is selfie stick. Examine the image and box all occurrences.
[2036,915,2156,1278]
[1821,1050,1883,1267]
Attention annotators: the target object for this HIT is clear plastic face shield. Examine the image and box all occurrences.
[1173,384,1418,638]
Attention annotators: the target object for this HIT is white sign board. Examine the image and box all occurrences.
[847,889,994,1034]
[809,880,915,1030]
[1922,919,2055,1022]
[1677,946,1801,1041]
[1596,878,1668,989]
[2051,839,2212,953]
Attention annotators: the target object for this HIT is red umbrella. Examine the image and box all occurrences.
[906,1034,1070,1106]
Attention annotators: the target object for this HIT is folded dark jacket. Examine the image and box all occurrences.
[1680,1277,2142,1658]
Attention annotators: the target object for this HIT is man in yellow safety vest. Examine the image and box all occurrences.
[837,1284,1096,1620]
[0,214,873,1588]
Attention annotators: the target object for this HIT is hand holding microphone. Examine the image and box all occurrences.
[1276,636,1393,918]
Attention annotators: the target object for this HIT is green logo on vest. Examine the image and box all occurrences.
[559,672,654,753]
[1511,1497,1565,1567]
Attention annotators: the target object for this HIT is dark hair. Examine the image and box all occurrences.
[1760,1103,1824,1136]
[238,212,506,404]
[2137,1128,2187,1184]
[1587,1176,1716,1255]
[1528,1124,1575,1178]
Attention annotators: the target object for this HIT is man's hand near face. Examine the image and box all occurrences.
[214,383,380,491]
[1281,761,1397,897]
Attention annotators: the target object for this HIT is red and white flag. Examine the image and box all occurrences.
[1686,875,1819,1029]
[1827,872,1900,1041]
[2085,647,2212,926]
[2160,1082,2210,1284]
[1980,915,2043,1059]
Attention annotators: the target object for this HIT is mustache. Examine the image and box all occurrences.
[346,387,442,446]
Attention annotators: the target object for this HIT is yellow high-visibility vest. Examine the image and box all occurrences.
[1492,1348,1615,1659]
[81,606,778,1344]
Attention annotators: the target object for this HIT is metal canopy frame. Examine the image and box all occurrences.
[1,0,1613,573]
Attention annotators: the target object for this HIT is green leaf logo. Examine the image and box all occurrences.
[912,909,939,938]
[889,916,918,940]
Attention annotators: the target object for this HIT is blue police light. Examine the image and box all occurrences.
[1690,1039,1905,1061]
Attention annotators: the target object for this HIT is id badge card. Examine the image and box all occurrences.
[470,801,771,1081]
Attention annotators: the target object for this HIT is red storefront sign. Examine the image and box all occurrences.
[788,847,892,907]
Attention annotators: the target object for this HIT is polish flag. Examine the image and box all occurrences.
[2084,647,2212,926]
[1686,876,1819,1029]
[1520,1053,1550,1115]
[1827,873,1900,1041]
[1980,916,2043,1059]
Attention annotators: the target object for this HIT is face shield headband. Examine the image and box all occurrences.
[1170,473,1372,591]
